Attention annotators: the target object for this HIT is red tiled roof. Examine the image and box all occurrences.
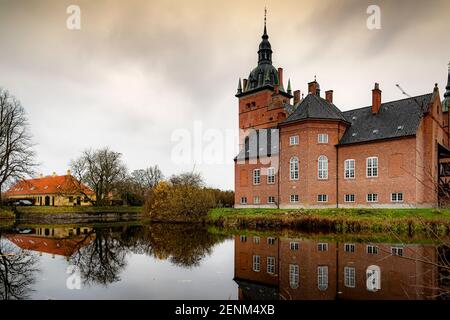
[5,174,94,197]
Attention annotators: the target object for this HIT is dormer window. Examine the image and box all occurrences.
[352,116,357,121]
[372,129,379,134]
[397,125,404,130]
[352,133,357,137]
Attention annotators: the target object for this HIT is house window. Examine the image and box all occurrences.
[317,266,329,291]
[267,257,275,274]
[318,133,328,144]
[267,237,276,245]
[253,255,261,272]
[253,196,260,204]
[366,157,378,177]
[318,243,328,252]
[344,243,355,253]
[366,265,381,292]
[253,169,261,185]
[391,193,403,202]
[290,194,299,203]
[268,196,275,204]
[289,135,299,145]
[240,235,247,242]
[367,245,378,254]
[367,193,378,203]
[253,236,260,244]
[391,246,404,256]
[318,156,328,179]
[289,264,299,289]
[240,197,247,204]
[345,194,355,202]
[317,194,328,202]
[344,159,355,179]
[290,157,299,180]
[290,242,299,251]
[344,266,356,288]
[68,196,73,203]
[267,167,275,184]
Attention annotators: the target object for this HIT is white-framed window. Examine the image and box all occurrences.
[267,237,275,245]
[367,245,378,254]
[318,243,328,252]
[290,242,299,251]
[366,157,378,177]
[344,159,355,179]
[240,235,247,242]
[345,194,355,202]
[253,236,260,244]
[391,192,403,202]
[317,194,328,202]
[317,266,329,291]
[268,196,275,204]
[267,167,275,184]
[289,135,299,146]
[344,243,355,253]
[290,157,299,180]
[344,266,356,288]
[318,156,328,179]
[391,246,404,256]
[289,264,299,289]
[367,193,378,203]
[253,196,260,204]
[290,194,299,203]
[253,169,261,185]
[318,133,328,144]
[267,256,275,274]
[240,197,247,205]
[366,265,381,292]
[253,255,260,272]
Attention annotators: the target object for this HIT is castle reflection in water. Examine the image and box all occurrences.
[234,235,449,300]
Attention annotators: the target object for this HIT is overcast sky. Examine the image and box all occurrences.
[0,0,449,190]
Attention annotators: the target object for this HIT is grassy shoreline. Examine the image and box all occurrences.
[13,205,143,215]
[0,207,15,219]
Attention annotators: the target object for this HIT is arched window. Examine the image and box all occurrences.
[290,157,299,180]
[366,265,381,292]
[289,264,299,289]
[318,156,328,179]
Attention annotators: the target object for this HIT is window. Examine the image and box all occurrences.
[344,159,355,179]
[391,192,403,202]
[317,194,328,202]
[391,247,403,256]
[317,266,329,291]
[366,157,378,177]
[367,193,378,202]
[344,243,355,253]
[345,194,355,202]
[68,196,73,203]
[318,243,328,252]
[268,196,275,204]
[289,135,299,145]
[290,242,299,251]
[253,236,260,244]
[318,133,328,144]
[267,237,276,245]
[367,245,378,254]
[290,194,299,203]
[366,265,381,292]
[290,157,299,180]
[253,196,260,204]
[344,267,356,288]
[240,197,247,204]
[267,257,275,274]
[289,264,299,289]
[253,169,261,185]
[318,156,328,179]
[253,255,260,272]
[267,167,275,184]
[240,235,247,242]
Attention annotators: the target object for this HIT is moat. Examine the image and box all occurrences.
[0,221,448,300]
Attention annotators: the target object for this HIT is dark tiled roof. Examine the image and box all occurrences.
[339,93,433,145]
[281,93,348,125]
[235,128,279,161]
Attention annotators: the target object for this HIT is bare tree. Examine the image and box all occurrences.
[0,88,36,205]
[131,165,163,190]
[70,147,127,206]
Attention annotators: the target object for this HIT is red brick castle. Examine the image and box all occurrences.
[234,17,450,208]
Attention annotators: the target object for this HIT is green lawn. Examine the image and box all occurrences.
[14,205,144,215]
[0,207,15,219]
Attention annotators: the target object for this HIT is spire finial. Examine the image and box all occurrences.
[263,6,267,36]
[314,75,317,82]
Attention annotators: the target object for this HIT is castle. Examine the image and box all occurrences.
[234,17,450,209]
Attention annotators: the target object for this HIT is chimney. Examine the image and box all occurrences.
[308,80,320,96]
[274,84,279,94]
[243,79,248,91]
[67,169,71,176]
[294,90,301,105]
[372,83,382,114]
[39,173,44,178]
[52,172,56,177]
[278,68,284,89]
[325,90,333,103]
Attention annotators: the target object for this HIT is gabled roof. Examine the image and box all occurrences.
[5,174,94,197]
[281,93,348,125]
[339,93,433,145]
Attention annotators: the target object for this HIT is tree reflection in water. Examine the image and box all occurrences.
[0,232,39,300]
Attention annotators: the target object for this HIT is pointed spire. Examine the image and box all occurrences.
[287,79,292,95]
[263,6,268,37]
[445,61,450,99]
[237,78,242,94]
[257,7,272,65]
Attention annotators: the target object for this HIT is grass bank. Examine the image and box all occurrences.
[208,208,450,235]
[14,206,143,215]
[0,207,15,219]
